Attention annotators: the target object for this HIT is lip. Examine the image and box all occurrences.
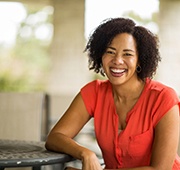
[110,67,126,77]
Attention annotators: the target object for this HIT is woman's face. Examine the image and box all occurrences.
[102,33,139,86]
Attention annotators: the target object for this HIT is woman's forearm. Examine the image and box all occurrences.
[45,132,95,161]
[46,132,103,170]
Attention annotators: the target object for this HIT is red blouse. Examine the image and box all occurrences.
[80,78,180,169]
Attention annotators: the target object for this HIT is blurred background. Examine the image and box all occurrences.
[1,0,180,168]
[0,0,180,96]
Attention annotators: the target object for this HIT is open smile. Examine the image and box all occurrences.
[110,68,127,77]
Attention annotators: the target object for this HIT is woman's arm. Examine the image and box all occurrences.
[45,92,103,170]
[149,104,179,170]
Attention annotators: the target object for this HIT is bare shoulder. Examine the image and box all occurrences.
[49,92,91,138]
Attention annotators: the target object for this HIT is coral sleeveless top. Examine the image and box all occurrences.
[80,78,180,169]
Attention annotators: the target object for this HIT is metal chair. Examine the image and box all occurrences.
[0,92,49,141]
[0,92,49,170]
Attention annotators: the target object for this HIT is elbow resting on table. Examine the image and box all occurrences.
[45,140,51,151]
[45,132,74,154]
[45,135,53,151]
[45,132,63,152]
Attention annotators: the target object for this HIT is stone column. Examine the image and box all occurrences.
[157,0,180,95]
[48,0,92,95]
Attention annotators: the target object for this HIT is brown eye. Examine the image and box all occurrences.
[124,53,132,56]
[106,50,115,55]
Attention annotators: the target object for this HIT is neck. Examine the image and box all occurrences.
[112,78,145,103]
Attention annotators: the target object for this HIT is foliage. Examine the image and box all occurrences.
[0,4,53,92]
[0,71,44,92]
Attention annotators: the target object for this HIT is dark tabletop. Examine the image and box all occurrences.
[0,139,74,168]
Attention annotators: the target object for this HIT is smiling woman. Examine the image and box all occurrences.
[45,17,180,170]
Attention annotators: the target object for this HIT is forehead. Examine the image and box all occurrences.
[109,33,137,49]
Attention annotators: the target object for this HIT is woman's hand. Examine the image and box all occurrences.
[65,150,103,170]
[81,150,103,170]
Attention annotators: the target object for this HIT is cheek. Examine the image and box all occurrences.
[102,55,109,66]
[102,58,110,74]
[128,57,138,67]
[102,61,107,72]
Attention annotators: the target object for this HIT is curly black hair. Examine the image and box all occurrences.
[84,17,161,80]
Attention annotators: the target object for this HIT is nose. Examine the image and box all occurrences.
[112,54,124,65]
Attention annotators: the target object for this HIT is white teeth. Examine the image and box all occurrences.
[111,68,125,73]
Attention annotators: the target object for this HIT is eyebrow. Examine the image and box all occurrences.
[123,49,135,53]
[107,47,116,50]
[107,47,135,53]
